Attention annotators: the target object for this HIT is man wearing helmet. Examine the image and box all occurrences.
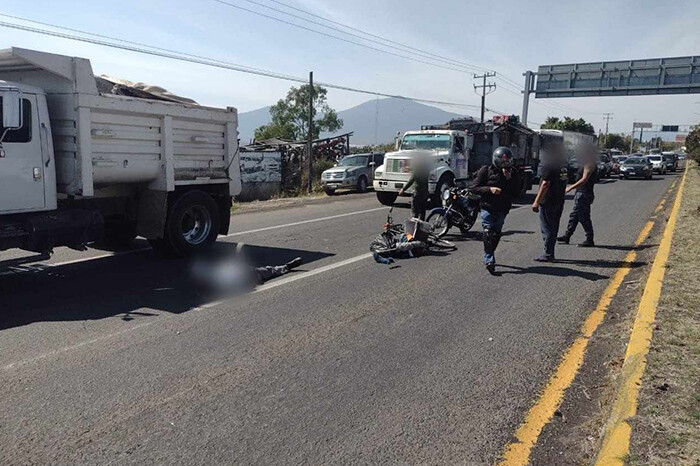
[471,147,523,274]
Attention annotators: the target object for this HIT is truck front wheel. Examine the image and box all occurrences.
[151,190,221,258]
[376,191,398,206]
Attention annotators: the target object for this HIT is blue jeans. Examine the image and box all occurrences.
[539,202,564,258]
[565,192,594,240]
[481,209,505,265]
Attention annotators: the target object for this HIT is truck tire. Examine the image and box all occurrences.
[376,191,398,206]
[151,190,221,258]
[433,176,454,207]
[323,187,335,195]
[99,220,137,250]
[356,176,368,193]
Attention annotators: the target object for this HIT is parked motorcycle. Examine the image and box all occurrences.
[425,187,481,237]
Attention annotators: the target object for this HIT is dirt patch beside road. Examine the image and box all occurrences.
[627,163,700,465]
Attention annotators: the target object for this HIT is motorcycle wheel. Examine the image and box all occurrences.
[426,209,451,238]
[459,210,479,234]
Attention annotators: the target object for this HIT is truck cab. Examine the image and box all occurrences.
[373,130,471,206]
[0,47,242,258]
[0,83,56,216]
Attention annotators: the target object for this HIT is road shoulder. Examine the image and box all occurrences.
[520,172,687,465]
[626,163,700,465]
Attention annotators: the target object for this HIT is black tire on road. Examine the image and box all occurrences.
[323,188,335,195]
[356,176,368,193]
[376,191,398,206]
[151,190,220,258]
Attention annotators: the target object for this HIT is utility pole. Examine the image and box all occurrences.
[521,71,535,127]
[473,72,496,123]
[629,123,635,154]
[307,71,314,194]
[602,113,613,147]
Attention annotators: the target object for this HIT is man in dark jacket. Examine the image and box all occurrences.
[471,147,522,274]
[531,141,568,261]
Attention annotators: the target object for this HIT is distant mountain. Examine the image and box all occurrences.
[238,98,471,146]
[238,106,272,145]
[328,98,470,145]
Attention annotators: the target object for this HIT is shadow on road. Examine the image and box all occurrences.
[495,264,609,281]
[591,244,658,252]
[0,242,333,331]
[554,258,647,269]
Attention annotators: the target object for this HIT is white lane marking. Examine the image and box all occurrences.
[0,207,387,276]
[224,207,387,237]
[1,252,373,371]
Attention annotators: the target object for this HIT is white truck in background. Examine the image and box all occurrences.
[373,130,471,205]
[0,47,241,258]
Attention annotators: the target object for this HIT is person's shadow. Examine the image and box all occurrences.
[494,264,609,281]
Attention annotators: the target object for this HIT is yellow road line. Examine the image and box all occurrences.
[497,217,655,465]
[595,168,688,465]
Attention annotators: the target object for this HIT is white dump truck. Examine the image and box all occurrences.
[373,130,471,205]
[0,47,241,258]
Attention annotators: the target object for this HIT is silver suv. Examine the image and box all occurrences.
[322,153,384,195]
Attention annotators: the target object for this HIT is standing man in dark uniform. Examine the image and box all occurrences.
[399,153,430,220]
[471,147,522,274]
[531,142,568,262]
[558,144,598,247]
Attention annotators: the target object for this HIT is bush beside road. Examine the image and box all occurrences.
[628,162,700,465]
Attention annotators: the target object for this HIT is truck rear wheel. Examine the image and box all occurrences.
[376,191,398,206]
[151,190,220,258]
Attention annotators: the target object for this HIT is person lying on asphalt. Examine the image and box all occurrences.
[190,253,303,296]
[471,147,522,274]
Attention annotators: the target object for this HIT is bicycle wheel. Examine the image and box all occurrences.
[428,235,456,250]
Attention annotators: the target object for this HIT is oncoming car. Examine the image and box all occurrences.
[619,156,653,180]
[646,155,667,174]
[321,153,384,195]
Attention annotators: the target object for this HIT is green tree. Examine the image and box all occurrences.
[603,133,632,152]
[540,116,595,136]
[686,124,700,161]
[254,84,343,142]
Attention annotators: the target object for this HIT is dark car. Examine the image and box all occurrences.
[597,153,613,179]
[619,156,653,180]
[661,152,678,172]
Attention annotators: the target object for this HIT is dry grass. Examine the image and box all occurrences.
[629,161,700,465]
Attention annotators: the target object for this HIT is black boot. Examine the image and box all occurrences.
[578,238,595,248]
[557,235,570,244]
[286,257,303,269]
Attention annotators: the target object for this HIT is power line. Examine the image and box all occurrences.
[213,0,604,120]
[0,18,498,112]
[221,0,490,74]
[210,0,484,77]
[266,0,494,74]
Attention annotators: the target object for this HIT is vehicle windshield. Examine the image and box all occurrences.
[648,156,661,161]
[338,155,368,167]
[401,134,451,151]
[625,157,645,164]
[618,157,628,162]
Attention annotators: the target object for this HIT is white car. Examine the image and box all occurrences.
[646,155,667,174]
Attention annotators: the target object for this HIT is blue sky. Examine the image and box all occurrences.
[1,0,699,136]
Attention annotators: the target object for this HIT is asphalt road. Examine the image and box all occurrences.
[0,173,679,465]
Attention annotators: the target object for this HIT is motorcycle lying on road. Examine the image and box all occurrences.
[425,187,481,238]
